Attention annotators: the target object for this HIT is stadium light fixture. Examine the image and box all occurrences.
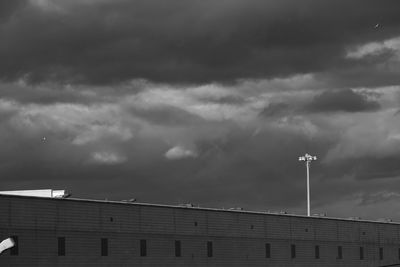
[298,153,317,216]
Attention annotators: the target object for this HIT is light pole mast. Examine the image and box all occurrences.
[298,153,317,216]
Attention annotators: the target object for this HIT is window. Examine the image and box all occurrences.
[337,246,342,259]
[207,241,213,257]
[265,243,271,258]
[379,247,383,260]
[175,240,181,257]
[398,248,400,260]
[359,247,364,260]
[10,236,18,256]
[58,237,65,256]
[101,238,108,256]
[315,245,320,259]
[140,240,147,257]
[291,244,296,259]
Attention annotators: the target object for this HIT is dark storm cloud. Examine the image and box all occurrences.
[0,82,96,104]
[1,0,400,85]
[353,156,400,180]
[0,99,321,210]
[2,0,400,221]
[318,154,400,184]
[1,94,400,218]
[359,191,400,206]
[198,95,247,105]
[317,54,400,89]
[306,89,380,112]
[0,0,26,22]
[128,105,205,126]
[259,102,290,117]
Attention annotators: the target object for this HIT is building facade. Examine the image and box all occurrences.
[1,193,400,266]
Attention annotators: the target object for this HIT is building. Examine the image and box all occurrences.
[1,190,400,266]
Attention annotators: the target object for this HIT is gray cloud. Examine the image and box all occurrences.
[165,146,197,160]
[0,94,400,219]
[353,156,400,180]
[359,191,400,206]
[259,102,290,117]
[90,151,127,164]
[306,89,380,113]
[128,105,205,126]
[198,95,247,105]
[0,82,98,105]
[0,1,26,23]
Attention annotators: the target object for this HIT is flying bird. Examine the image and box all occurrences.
[374,23,380,28]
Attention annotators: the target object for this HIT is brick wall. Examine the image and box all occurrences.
[0,195,399,266]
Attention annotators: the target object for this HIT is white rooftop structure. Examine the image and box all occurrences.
[0,189,69,198]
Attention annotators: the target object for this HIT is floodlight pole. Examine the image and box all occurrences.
[306,159,310,217]
[298,153,317,216]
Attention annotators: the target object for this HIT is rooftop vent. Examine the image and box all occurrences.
[347,216,362,220]
[121,198,137,203]
[377,218,393,223]
[228,207,244,211]
[312,213,327,217]
[179,203,194,208]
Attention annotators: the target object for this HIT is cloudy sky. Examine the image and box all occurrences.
[1,0,400,220]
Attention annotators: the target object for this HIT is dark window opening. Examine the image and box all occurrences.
[207,241,213,257]
[398,248,400,260]
[250,225,254,229]
[360,247,364,260]
[379,247,383,260]
[10,236,18,256]
[175,240,181,257]
[265,243,271,258]
[315,245,320,259]
[337,246,342,259]
[194,221,198,226]
[109,217,113,222]
[101,238,108,256]
[140,239,147,257]
[58,237,65,256]
[291,244,296,259]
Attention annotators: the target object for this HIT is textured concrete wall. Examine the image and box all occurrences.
[0,195,399,266]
